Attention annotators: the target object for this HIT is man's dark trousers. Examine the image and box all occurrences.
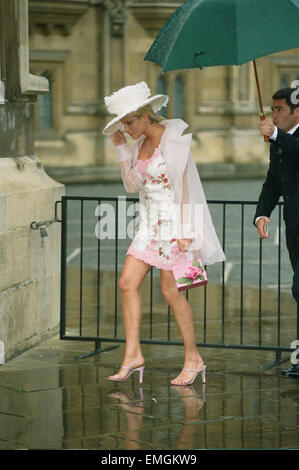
[285,225,299,338]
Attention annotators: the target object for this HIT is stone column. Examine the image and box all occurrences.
[102,0,127,94]
[101,0,127,166]
[0,0,64,361]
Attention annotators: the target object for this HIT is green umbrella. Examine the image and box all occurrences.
[145,0,299,136]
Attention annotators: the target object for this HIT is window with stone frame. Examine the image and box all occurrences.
[173,75,185,120]
[38,74,53,130]
[156,75,168,118]
[156,73,186,120]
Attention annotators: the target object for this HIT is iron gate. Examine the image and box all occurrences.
[58,196,296,368]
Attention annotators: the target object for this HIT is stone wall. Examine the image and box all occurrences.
[0,156,63,360]
[0,0,64,361]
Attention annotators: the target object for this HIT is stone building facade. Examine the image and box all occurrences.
[28,0,299,181]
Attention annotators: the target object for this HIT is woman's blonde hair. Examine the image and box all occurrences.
[130,105,164,124]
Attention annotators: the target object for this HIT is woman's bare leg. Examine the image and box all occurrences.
[107,255,151,381]
[160,269,204,385]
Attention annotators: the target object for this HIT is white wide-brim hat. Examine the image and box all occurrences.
[103,81,169,135]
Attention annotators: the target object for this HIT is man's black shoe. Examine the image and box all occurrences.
[282,363,299,378]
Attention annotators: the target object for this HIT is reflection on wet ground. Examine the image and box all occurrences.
[0,336,298,450]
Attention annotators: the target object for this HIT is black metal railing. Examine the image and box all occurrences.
[58,196,296,366]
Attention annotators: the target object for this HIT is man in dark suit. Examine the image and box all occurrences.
[254,87,299,378]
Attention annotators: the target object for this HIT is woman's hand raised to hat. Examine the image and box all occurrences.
[110,130,127,147]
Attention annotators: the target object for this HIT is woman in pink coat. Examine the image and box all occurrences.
[103,81,225,386]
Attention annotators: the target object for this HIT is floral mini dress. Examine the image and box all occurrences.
[127,146,193,270]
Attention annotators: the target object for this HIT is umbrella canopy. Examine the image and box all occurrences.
[144,0,299,72]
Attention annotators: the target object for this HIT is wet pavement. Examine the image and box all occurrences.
[0,334,298,451]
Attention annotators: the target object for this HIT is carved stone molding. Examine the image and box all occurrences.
[198,102,271,116]
[269,56,299,67]
[29,0,89,36]
[66,100,105,115]
[103,0,127,37]
[129,1,181,36]
[29,50,70,64]
[18,1,49,97]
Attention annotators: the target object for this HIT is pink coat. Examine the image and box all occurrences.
[116,119,226,265]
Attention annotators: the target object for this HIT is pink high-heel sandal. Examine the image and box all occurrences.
[171,365,206,386]
[106,365,145,384]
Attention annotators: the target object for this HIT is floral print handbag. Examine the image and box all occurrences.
[172,258,208,292]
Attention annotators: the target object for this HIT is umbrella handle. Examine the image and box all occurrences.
[253,60,270,143]
[259,113,270,143]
